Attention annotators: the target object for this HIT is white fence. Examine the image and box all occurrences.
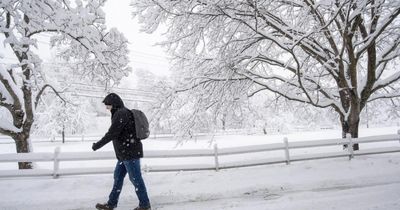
[0,127,320,144]
[1,132,400,178]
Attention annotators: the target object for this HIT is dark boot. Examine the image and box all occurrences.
[96,203,114,210]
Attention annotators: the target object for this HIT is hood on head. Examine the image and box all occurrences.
[102,93,124,109]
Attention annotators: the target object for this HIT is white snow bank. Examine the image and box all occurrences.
[0,153,399,210]
[0,127,399,209]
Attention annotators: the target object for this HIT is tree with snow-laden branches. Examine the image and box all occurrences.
[132,0,400,150]
[0,0,131,169]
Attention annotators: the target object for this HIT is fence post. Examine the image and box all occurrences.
[53,147,61,179]
[347,134,354,160]
[214,144,219,171]
[283,137,290,165]
[398,130,400,143]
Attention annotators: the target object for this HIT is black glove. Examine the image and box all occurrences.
[92,143,99,151]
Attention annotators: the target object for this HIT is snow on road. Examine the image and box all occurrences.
[1,153,399,210]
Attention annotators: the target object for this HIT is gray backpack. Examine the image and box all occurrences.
[130,109,150,140]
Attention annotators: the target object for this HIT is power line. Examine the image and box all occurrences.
[70,93,155,103]
[2,59,170,70]
[131,53,168,62]
[0,62,15,65]
[34,33,53,38]
[1,56,18,61]
[71,83,157,95]
[130,50,169,59]
[37,40,50,45]
[131,60,170,68]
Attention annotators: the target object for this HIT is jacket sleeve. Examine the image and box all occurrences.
[93,110,129,150]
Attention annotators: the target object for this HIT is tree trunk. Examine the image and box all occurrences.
[13,133,33,169]
[341,113,360,151]
[62,126,65,144]
[221,113,227,131]
[349,117,360,151]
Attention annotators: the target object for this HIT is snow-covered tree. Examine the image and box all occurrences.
[360,98,400,127]
[32,57,98,141]
[33,94,93,142]
[0,0,131,169]
[132,68,177,134]
[132,0,400,150]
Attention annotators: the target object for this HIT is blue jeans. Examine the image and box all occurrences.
[107,159,150,208]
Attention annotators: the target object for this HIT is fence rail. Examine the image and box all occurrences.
[0,127,321,144]
[1,131,400,178]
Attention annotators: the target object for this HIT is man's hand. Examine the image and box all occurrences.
[92,143,99,151]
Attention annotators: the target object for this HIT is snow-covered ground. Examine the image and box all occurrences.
[0,126,400,210]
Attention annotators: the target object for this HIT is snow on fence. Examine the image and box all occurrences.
[0,127,303,144]
[0,131,400,178]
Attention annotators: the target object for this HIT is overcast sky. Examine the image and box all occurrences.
[0,0,171,88]
[103,0,171,77]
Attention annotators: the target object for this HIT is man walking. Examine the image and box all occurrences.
[92,93,151,210]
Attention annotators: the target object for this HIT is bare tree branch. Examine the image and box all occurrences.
[34,84,68,108]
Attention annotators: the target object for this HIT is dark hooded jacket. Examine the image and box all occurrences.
[92,93,143,160]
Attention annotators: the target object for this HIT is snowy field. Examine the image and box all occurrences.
[0,126,400,210]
